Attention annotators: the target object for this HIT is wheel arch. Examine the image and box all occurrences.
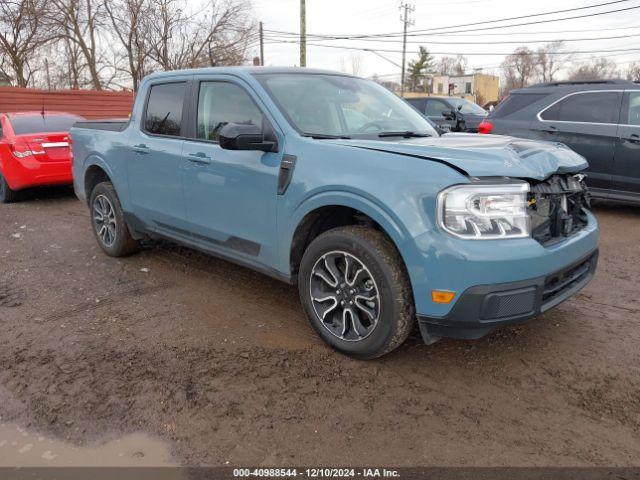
[83,161,114,206]
[287,192,412,280]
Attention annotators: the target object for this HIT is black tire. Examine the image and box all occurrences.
[299,225,415,359]
[89,182,139,257]
[0,171,19,203]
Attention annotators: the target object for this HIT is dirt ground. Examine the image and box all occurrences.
[0,187,638,467]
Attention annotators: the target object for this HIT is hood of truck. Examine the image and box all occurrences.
[328,133,588,180]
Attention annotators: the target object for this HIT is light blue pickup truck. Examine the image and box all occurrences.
[71,67,599,358]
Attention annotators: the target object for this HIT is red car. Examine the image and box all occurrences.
[0,111,84,203]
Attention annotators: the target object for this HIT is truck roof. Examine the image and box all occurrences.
[144,66,356,81]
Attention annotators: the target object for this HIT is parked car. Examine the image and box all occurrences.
[0,111,84,203]
[71,67,598,359]
[479,80,640,204]
[405,96,488,132]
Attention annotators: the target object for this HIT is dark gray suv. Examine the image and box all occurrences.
[480,80,640,204]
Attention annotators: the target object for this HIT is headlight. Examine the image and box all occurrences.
[437,182,530,239]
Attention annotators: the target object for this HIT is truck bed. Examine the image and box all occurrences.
[73,119,130,132]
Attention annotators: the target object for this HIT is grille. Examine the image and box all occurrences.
[543,253,595,305]
[528,174,590,246]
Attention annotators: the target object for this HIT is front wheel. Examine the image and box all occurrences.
[298,226,415,359]
[89,182,139,257]
[0,172,18,203]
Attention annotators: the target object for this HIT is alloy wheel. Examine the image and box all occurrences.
[309,250,381,342]
[93,194,117,247]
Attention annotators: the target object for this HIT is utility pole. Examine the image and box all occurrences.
[259,21,264,66]
[300,0,306,67]
[399,2,414,97]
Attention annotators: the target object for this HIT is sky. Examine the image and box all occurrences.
[247,0,640,80]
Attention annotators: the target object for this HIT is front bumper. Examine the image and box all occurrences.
[417,249,598,341]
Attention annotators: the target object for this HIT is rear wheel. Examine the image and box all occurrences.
[89,182,139,257]
[0,172,18,203]
[298,225,415,359]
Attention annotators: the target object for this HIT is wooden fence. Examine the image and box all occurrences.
[0,87,135,119]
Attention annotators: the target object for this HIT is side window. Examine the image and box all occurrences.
[624,92,640,126]
[144,82,186,137]
[425,99,449,116]
[408,98,427,113]
[541,92,621,124]
[491,93,547,118]
[197,82,264,141]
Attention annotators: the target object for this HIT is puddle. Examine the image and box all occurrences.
[0,423,176,467]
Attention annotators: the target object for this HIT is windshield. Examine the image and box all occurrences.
[256,73,438,138]
[447,98,487,116]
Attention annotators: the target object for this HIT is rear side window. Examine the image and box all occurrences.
[490,93,547,118]
[144,82,186,136]
[9,114,84,135]
[540,91,621,124]
[623,91,640,126]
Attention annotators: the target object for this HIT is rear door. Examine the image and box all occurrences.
[127,78,191,233]
[529,90,622,193]
[612,90,640,200]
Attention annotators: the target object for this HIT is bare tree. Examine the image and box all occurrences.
[147,0,255,71]
[0,0,53,87]
[48,0,106,90]
[625,62,640,82]
[568,57,619,81]
[436,55,468,76]
[340,55,363,76]
[536,41,571,83]
[104,0,153,91]
[500,47,538,94]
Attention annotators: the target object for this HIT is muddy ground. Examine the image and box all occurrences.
[0,188,638,467]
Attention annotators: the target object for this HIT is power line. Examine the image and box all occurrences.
[261,31,640,45]
[260,39,640,56]
[262,1,640,40]
[263,23,640,39]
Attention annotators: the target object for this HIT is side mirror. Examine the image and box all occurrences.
[219,123,276,152]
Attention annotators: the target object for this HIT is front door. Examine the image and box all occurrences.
[128,80,190,233]
[529,90,622,194]
[181,78,281,265]
[425,98,454,132]
[612,91,640,201]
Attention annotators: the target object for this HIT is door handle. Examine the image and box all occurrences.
[132,144,149,154]
[542,126,558,134]
[187,151,212,164]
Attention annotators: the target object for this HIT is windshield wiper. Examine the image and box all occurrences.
[377,131,432,138]
[302,133,351,139]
